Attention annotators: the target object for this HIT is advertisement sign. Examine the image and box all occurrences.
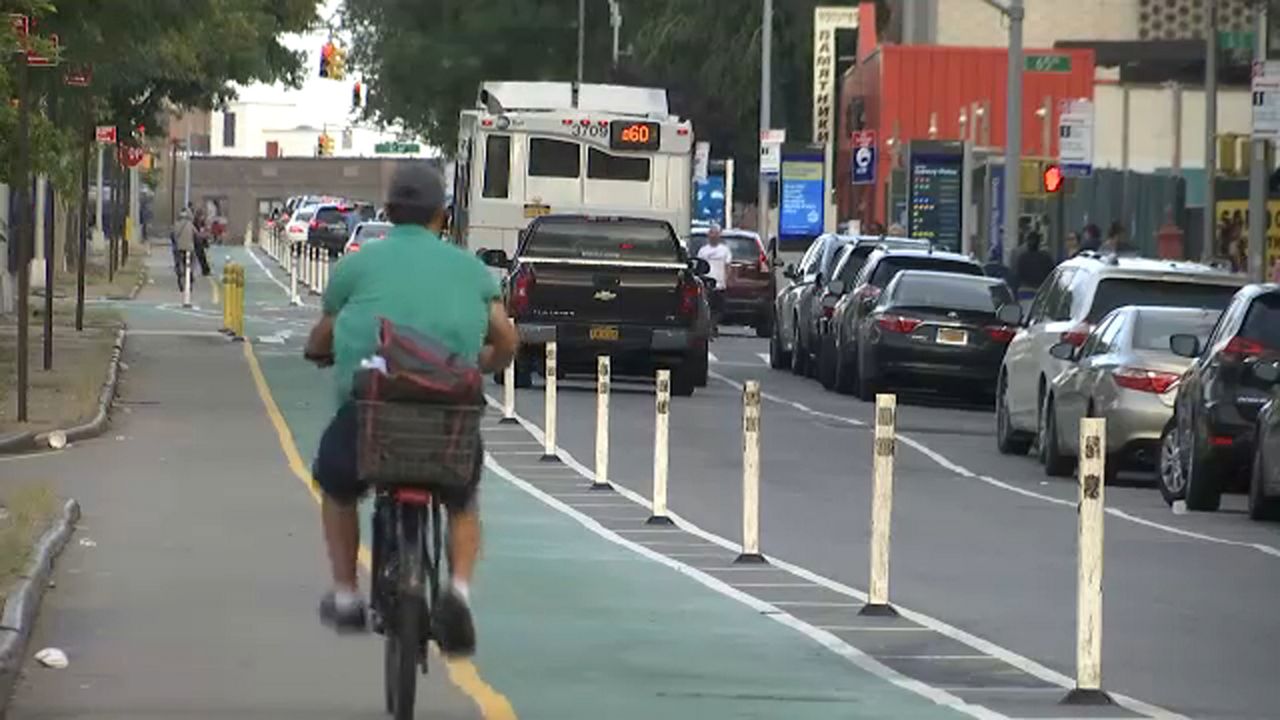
[851,130,877,185]
[812,6,858,145]
[694,141,711,183]
[907,141,965,252]
[694,174,726,225]
[1215,199,1280,273]
[780,155,825,239]
[1057,99,1094,177]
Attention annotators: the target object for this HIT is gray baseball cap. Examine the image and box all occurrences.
[387,161,447,214]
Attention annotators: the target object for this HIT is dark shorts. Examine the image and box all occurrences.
[313,402,481,512]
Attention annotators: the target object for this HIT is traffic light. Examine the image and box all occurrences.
[329,47,346,80]
[1042,164,1064,194]
[352,81,362,109]
[319,41,334,78]
[318,133,334,157]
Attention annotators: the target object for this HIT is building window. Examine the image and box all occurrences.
[528,138,580,178]
[587,149,650,181]
[223,113,236,148]
[483,135,511,198]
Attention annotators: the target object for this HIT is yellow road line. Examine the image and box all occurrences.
[240,340,516,720]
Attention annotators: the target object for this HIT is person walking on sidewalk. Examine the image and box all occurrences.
[172,209,196,291]
[304,162,519,656]
[192,209,213,277]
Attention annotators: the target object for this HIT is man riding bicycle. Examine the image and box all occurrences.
[305,162,519,656]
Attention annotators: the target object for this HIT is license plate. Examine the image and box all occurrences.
[590,325,620,341]
[936,328,968,346]
[523,203,551,218]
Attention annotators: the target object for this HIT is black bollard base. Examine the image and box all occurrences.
[734,553,767,565]
[1060,688,1114,706]
[858,603,899,617]
[539,454,561,463]
[645,515,675,526]
[498,416,519,425]
[588,482,613,491]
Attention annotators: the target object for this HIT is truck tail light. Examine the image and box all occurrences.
[678,277,701,318]
[510,267,535,316]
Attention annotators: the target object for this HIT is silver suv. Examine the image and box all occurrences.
[995,253,1243,456]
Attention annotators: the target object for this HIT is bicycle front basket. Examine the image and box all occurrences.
[356,400,484,489]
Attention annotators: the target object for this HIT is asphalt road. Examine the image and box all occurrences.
[501,328,1280,720]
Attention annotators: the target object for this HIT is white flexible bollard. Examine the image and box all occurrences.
[501,319,518,424]
[735,380,765,563]
[648,369,673,525]
[861,393,898,616]
[1063,417,1114,706]
[181,251,193,308]
[289,243,301,306]
[541,341,558,461]
[592,355,612,490]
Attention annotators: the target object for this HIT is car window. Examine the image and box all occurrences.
[355,224,392,242]
[868,257,982,288]
[1133,310,1221,351]
[891,275,1013,312]
[525,221,680,262]
[1085,278,1239,323]
[1026,268,1060,324]
[315,207,346,225]
[1079,313,1118,358]
[1049,269,1078,322]
[1092,312,1126,355]
[293,209,314,222]
[797,240,821,275]
[1239,293,1280,348]
[687,234,761,262]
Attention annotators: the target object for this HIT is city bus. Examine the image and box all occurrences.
[452,81,694,256]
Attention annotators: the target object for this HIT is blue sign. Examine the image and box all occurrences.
[779,158,825,238]
[851,131,877,185]
[694,174,726,224]
[907,142,965,253]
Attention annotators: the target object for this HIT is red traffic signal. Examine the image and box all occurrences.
[1043,164,1064,193]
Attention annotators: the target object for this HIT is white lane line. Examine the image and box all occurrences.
[567,503,636,508]
[938,687,1062,693]
[246,247,316,308]
[731,583,817,588]
[707,351,719,363]
[482,392,1185,720]
[822,626,932,632]
[757,352,771,365]
[769,601,862,608]
[710,370,1280,561]
[127,329,229,337]
[486,455,1007,720]
[665,553,733,559]
[637,542,720,548]
[879,655,996,661]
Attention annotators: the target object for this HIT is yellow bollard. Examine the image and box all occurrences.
[233,264,246,340]
[220,264,232,334]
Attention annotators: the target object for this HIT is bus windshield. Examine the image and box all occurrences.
[525,220,680,262]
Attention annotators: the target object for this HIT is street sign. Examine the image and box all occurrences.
[95,125,117,144]
[373,141,421,154]
[64,64,91,87]
[1057,99,1094,177]
[760,129,786,177]
[851,130,876,185]
[693,141,711,183]
[1025,54,1071,73]
[1252,61,1280,140]
[117,145,145,168]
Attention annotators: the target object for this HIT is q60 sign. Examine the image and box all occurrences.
[610,120,661,151]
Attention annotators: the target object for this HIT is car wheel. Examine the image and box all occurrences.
[818,336,838,391]
[995,374,1033,455]
[1184,431,1223,512]
[790,320,808,376]
[671,364,697,397]
[1157,423,1185,506]
[769,319,790,370]
[1039,396,1074,477]
[755,311,773,339]
[1248,445,1280,521]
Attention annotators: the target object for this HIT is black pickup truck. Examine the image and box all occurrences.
[481,215,712,396]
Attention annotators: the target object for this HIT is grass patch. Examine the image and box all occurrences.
[0,481,58,607]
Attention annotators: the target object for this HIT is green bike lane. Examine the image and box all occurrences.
[236,245,976,719]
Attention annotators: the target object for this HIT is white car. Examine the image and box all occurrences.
[344,221,394,253]
[283,208,316,245]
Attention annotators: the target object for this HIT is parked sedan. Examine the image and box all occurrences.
[284,207,315,245]
[847,270,1019,401]
[1040,306,1219,478]
[344,221,394,253]
[1246,360,1280,520]
[1162,284,1280,510]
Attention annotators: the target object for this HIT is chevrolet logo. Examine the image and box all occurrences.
[593,290,617,301]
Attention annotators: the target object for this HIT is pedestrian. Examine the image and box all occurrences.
[192,209,212,277]
[1079,223,1102,253]
[172,208,196,291]
[1104,221,1135,255]
[1064,231,1080,259]
[1015,231,1054,295]
[696,223,732,337]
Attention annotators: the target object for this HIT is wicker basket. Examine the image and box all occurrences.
[356,401,484,489]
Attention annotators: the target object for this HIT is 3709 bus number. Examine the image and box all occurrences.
[570,123,609,139]
[609,120,661,151]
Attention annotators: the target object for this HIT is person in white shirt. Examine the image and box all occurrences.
[696,224,732,337]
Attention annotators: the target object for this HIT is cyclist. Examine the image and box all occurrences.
[305,162,519,656]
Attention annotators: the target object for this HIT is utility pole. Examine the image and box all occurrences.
[576,0,586,87]
[183,130,192,210]
[1249,0,1269,281]
[13,58,31,422]
[77,114,90,332]
[1204,0,1219,262]
[980,0,1024,265]
[609,0,622,67]
[758,0,773,247]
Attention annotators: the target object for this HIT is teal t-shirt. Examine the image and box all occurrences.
[322,225,500,404]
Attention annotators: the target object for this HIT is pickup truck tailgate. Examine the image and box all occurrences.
[523,260,686,325]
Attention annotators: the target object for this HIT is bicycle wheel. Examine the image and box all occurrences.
[390,504,426,720]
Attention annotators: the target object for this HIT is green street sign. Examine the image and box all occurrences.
[1018,54,1070,73]
[1024,54,1071,73]
[1218,30,1254,51]
[375,141,421,154]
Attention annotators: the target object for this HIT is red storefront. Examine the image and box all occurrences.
[836,44,1097,227]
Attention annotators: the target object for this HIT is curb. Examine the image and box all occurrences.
[0,328,127,456]
[0,498,81,713]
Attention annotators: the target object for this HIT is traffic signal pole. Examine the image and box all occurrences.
[1204,0,1219,262]
[1249,0,1268,282]
[757,0,773,248]
[981,0,1025,266]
